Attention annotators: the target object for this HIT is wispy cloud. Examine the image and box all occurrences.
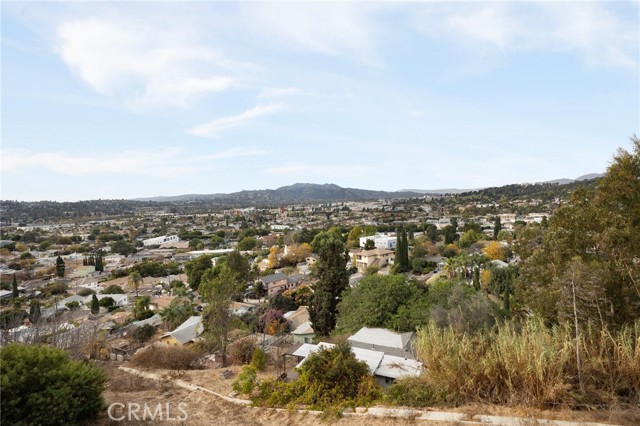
[241,2,380,63]
[187,103,285,138]
[1,147,268,177]
[411,2,639,70]
[55,17,246,109]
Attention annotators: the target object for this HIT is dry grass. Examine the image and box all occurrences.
[415,318,640,408]
[130,345,202,371]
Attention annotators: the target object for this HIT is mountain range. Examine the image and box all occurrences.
[134,174,603,204]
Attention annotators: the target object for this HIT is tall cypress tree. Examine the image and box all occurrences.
[309,230,349,336]
[90,294,100,315]
[494,217,502,240]
[56,256,65,278]
[12,274,19,299]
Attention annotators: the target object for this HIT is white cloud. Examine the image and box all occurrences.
[241,2,379,62]
[55,17,243,109]
[411,2,639,70]
[1,147,268,177]
[187,103,284,138]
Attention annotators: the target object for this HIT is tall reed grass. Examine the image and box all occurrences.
[413,319,640,408]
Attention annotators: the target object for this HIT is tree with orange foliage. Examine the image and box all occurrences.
[483,241,506,261]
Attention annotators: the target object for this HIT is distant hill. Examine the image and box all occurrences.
[134,183,423,204]
[404,173,603,194]
[575,173,603,181]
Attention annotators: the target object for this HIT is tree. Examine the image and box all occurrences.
[11,274,18,299]
[127,271,142,298]
[237,237,259,251]
[517,138,640,328]
[336,274,430,333]
[260,309,287,335]
[483,241,507,261]
[225,251,250,284]
[309,230,349,336]
[200,264,236,366]
[184,255,213,291]
[133,324,156,343]
[442,225,457,245]
[459,230,483,249]
[110,240,136,256]
[161,297,195,331]
[29,300,41,323]
[347,226,362,248]
[267,246,280,269]
[363,239,376,250]
[394,227,410,273]
[94,253,104,272]
[133,295,152,320]
[55,255,65,278]
[101,284,125,294]
[0,343,107,426]
[493,216,502,240]
[251,348,267,371]
[98,296,115,308]
[363,224,377,237]
[90,294,99,315]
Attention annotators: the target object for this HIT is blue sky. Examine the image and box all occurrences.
[2,1,639,201]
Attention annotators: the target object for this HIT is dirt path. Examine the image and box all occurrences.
[101,365,635,426]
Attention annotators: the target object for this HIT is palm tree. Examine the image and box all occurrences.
[128,271,142,298]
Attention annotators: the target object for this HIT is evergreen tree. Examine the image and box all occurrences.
[90,294,99,315]
[29,300,41,323]
[473,267,480,291]
[55,256,65,278]
[11,274,18,299]
[95,254,103,272]
[309,229,349,336]
[402,228,410,269]
[394,228,410,272]
[493,217,502,240]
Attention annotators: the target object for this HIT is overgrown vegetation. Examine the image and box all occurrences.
[251,343,381,411]
[131,345,201,371]
[410,319,640,408]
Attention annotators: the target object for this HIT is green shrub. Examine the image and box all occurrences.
[385,377,441,407]
[77,288,95,297]
[101,284,124,294]
[253,343,381,411]
[232,365,257,395]
[251,347,267,371]
[0,343,107,426]
[133,324,156,343]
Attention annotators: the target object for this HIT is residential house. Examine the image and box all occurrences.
[261,273,306,296]
[359,234,397,250]
[347,327,415,359]
[291,321,315,344]
[351,248,395,274]
[159,316,203,346]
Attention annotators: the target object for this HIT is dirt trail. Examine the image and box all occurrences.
[95,365,637,426]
